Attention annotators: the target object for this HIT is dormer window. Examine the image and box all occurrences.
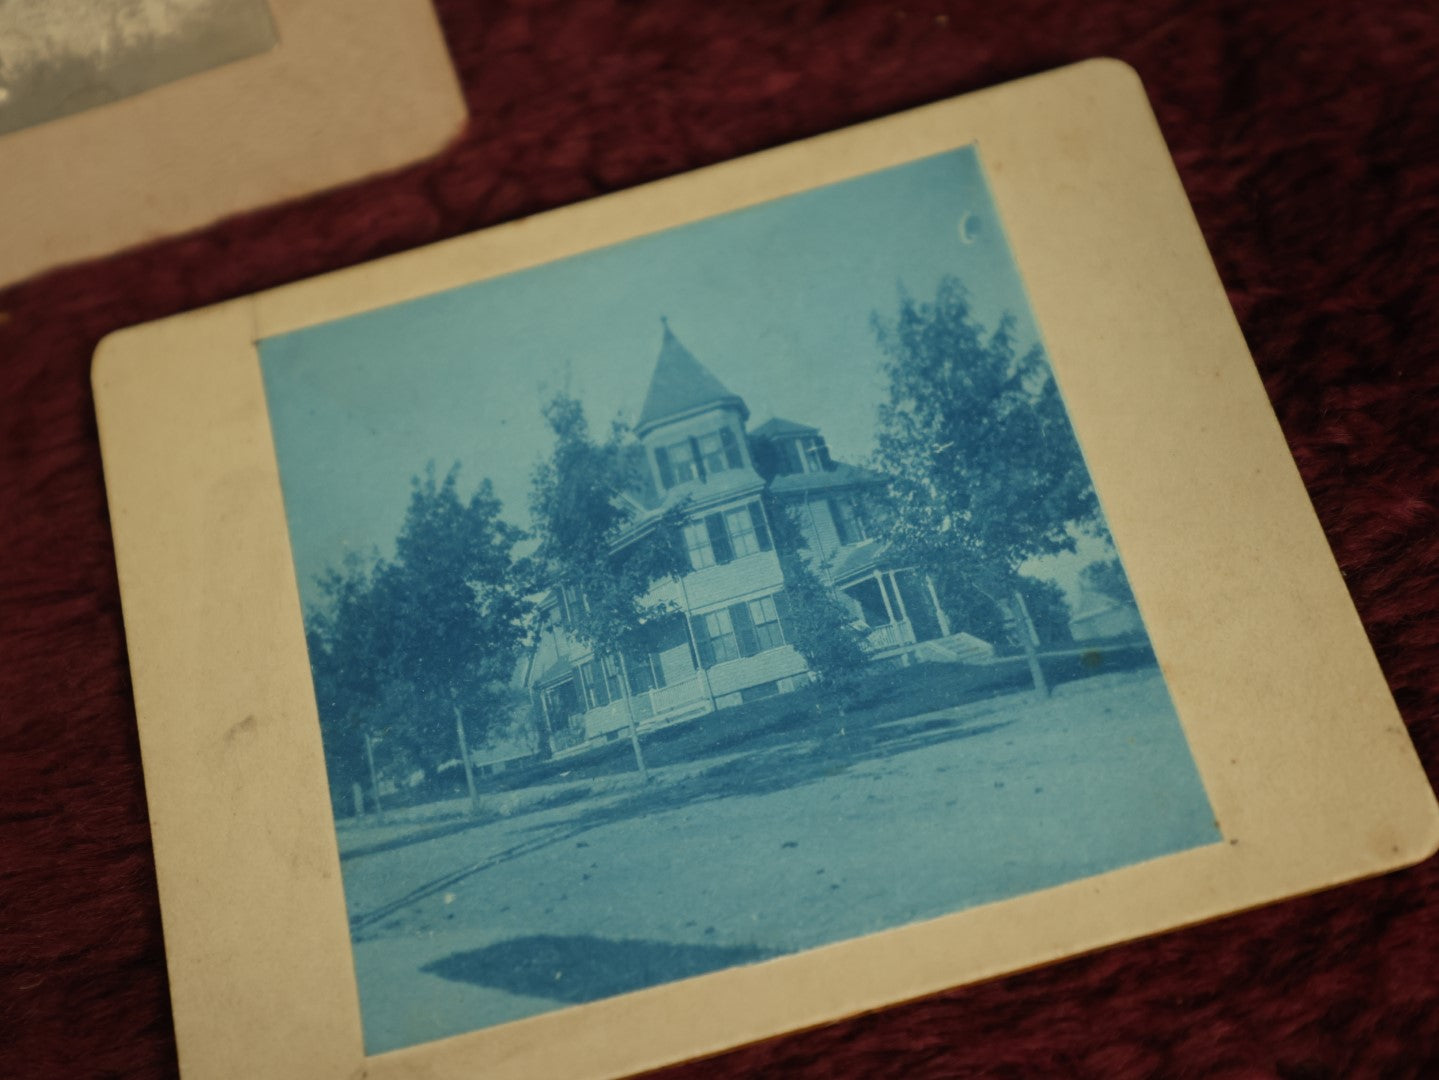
[770,434,833,475]
[801,435,832,472]
[655,426,745,490]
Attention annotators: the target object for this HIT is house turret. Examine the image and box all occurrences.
[636,319,756,495]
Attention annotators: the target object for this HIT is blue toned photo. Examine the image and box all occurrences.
[259,147,1220,1054]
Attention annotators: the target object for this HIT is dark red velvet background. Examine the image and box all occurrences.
[3,2,1437,1077]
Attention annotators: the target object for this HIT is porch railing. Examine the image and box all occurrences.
[864,619,917,653]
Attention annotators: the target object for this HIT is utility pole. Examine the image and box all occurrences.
[1011,589,1049,698]
[452,700,480,815]
[363,730,386,824]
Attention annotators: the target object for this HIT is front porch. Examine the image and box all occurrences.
[841,567,993,666]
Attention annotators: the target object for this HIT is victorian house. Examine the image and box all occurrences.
[524,322,992,751]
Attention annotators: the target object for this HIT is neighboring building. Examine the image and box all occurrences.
[1068,588,1144,642]
[525,321,992,751]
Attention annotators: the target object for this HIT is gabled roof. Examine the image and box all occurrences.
[635,319,749,436]
[750,416,819,440]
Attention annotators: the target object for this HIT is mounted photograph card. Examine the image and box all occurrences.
[93,60,1438,1080]
[0,0,277,135]
[0,0,464,287]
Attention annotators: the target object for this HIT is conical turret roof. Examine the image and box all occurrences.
[636,319,749,436]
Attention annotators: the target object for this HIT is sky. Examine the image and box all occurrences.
[260,146,1110,615]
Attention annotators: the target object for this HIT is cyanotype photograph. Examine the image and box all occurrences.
[259,147,1221,1054]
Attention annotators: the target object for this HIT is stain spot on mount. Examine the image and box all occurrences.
[225,714,258,741]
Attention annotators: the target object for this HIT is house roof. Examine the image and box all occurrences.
[532,655,574,688]
[750,416,819,440]
[635,319,749,436]
[827,539,890,585]
[769,461,884,495]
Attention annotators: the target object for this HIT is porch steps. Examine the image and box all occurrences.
[909,632,996,665]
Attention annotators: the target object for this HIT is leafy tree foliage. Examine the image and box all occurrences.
[305,464,530,813]
[870,278,1097,690]
[306,556,386,815]
[871,277,1098,596]
[527,394,690,776]
[528,395,689,653]
[763,493,869,701]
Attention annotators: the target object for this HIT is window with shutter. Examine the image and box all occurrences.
[749,502,773,551]
[773,590,797,643]
[602,655,623,700]
[689,614,716,668]
[684,521,715,569]
[724,505,760,557]
[749,595,785,651]
[780,440,804,475]
[696,431,727,475]
[802,436,829,473]
[729,601,759,657]
[827,496,852,546]
[719,426,744,469]
[700,609,739,664]
[688,436,708,481]
[705,513,734,564]
[663,440,698,484]
[579,661,606,709]
[655,446,675,489]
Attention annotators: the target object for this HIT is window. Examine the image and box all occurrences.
[578,660,609,709]
[749,595,786,651]
[657,441,698,487]
[690,594,789,668]
[695,609,739,665]
[776,439,804,475]
[684,521,715,569]
[697,431,727,474]
[625,648,666,695]
[725,506,760,557]
[686,504,770,569]
[704,513,734,565]
[601,655,623,701]
[827,496,867,546]
[656,428,744,489]
[802,435,832,472]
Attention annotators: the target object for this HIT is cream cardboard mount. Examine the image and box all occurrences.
[93,61,1438,1080]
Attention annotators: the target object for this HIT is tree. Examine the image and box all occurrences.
[527,394,690,781]
[306,554,392,817]
[762,492,870,709]
[870,277,1099,695]
[379,463,531,813]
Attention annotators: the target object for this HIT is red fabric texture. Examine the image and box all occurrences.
[2,2,1436,1077]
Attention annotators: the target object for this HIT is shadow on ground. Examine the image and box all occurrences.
[420,934,773,1003]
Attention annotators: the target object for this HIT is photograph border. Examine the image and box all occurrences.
[93,59,1439,1080]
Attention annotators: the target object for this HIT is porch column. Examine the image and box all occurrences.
[888,571,911,624]
[925,574,953,637]
[873,569,897,624]
[537,688,556,746]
